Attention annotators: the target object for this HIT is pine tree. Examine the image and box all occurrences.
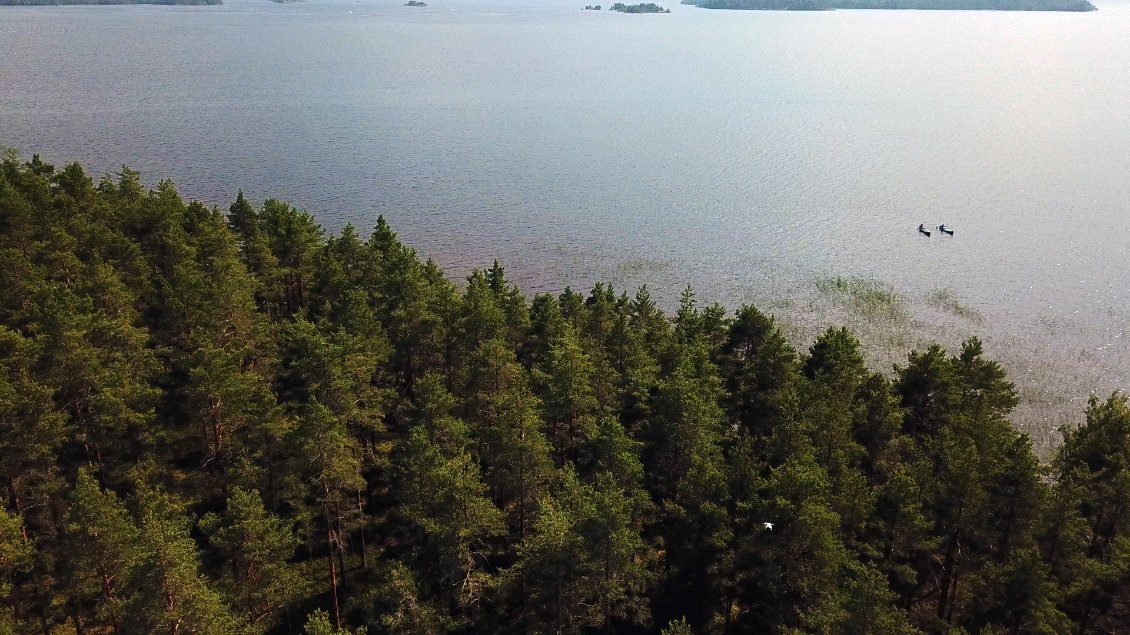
[63,469,144,631]
[464,343,556,540]
[368,562,447,634]
[258,199,324,318]
[1049,393,1130,634]
[512,469,654,634]
[647,340,726,503]
[392,382,505,620]
[0,327,68,548]
[0,509,34,632]
[227,191,282,313]
[719,305,799,440]
[459,269,508,351]
[799,328,872,536]
[293,401,366,631]
[368,216,458,398]
[534,330,601,466]
[200,488,302,631]
[649,340,730,630]
[525,293,570,367]
[125,486,239,634]
[890,339,1042,630]
[35,282,160,479]
[308,224,380,323]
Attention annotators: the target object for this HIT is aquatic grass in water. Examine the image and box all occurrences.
[611,256,673,277]
[927,288,983,323]
[768,275,1095,459]
[814,275,906,322]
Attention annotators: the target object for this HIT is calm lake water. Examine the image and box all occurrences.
[2,0,1128,449]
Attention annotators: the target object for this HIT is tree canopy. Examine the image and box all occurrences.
[0,153,1124,634]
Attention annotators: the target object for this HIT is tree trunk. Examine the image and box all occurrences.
[328,525,342,631]
[324,480,342,631]
[1078,604,1092,635]
[336,535,348,607]
[603,541,613,634]
[936,532,958,621]
[8,481,29,542]
[70,600,86,635]
[944,560,962,623]
[357,491,368,570]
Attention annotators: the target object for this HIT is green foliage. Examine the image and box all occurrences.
[126,486,240,634]
[0,154,1122,635]
[463,343,556,539]
[304,608,368,635]
[1050,393,1130,633]
[200,488,303,631]
[720,305,799,439]
[63,469,144,629]
[392,389,506,618]
[534,329,601,465]
[648,339,726,503]
[0,510,31,633]
[661,616,693,635]
[0,510,33,586]
[511,468,654,633]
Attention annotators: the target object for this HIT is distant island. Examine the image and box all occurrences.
[610,1,670,11]
[583,3,602,8]
[0,0,220,4]
[683,0,1094,9]
[404,0,426,5]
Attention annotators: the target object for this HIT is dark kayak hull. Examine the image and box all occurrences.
[918,228,931,237]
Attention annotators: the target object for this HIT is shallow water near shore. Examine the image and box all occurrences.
[3,0,1128,453]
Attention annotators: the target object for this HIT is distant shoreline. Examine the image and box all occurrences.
[678,0,1093,9]
[682,0,1095,10]
[0,0,222,5]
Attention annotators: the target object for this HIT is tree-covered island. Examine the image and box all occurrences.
[404,0,426,6]
[610,1,671,11]
[683,0,1094,10]
[1,152,1129,633]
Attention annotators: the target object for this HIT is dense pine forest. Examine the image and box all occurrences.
[1,152,1129,634]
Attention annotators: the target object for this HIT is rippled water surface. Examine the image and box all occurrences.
[3,0,1128,449]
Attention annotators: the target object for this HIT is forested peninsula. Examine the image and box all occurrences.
[2,153,1130,634]
[684,0,1095,10]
